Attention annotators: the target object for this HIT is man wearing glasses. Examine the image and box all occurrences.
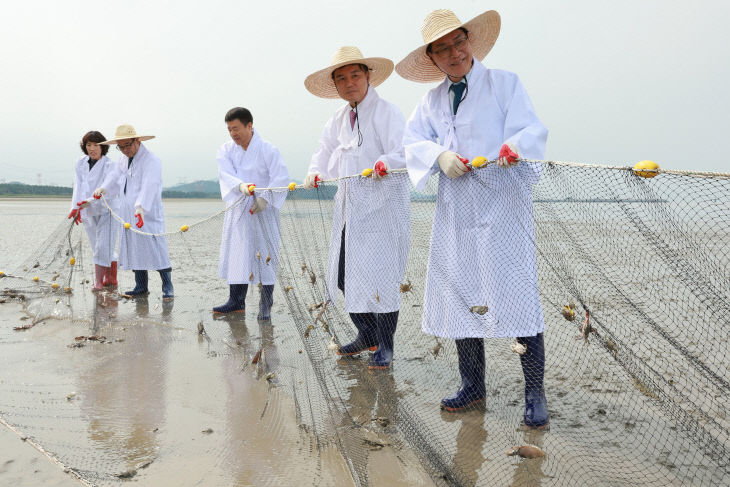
[94,124,173,300]
[396,9,550,430]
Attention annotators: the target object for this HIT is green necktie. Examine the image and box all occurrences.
[450,82,466,115]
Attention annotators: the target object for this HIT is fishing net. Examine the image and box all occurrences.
[0,161,728,486]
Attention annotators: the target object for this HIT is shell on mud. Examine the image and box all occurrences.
[506,444,546,458]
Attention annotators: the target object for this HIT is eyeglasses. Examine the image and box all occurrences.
[431,35,469,57]
[116,140,136,151]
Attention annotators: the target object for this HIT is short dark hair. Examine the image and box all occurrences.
[225,107,253,125]
[80,131,109,156]
[331,63,370,80]
[426,27,469,55]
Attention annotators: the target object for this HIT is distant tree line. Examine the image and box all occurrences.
[0,183,72,196]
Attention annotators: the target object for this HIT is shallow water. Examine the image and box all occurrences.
[1,196,728,486]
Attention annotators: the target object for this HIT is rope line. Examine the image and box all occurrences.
[98,158,730,237]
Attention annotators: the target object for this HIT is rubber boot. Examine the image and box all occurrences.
[158,268,174,300]
[213,284,247,314]
[125,270,149,296]
[104,261,118,287]
[517,333,549,429]
[440,338,486,412]
[92,265,106,292]
[368,311,399,369]
[337,313,378,356]
[258,285,274,321]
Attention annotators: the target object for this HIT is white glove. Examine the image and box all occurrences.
[250,198,267,214]
[238,182,253,195]
[303,173,320,189]
[372,161,389,180]
[437,151,469,179]
[93,187,106,198]
[497,142,520,168]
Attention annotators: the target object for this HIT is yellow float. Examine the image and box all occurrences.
[124,222,131,229]
[180,225,189,232]
[362,167,373,177]
[288,182,297,191]
[69,257,76,266]
[471,156,488,168]
[633,160,659,178]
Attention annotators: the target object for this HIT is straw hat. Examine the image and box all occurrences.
[396,9,501,83]
[100,124,155,145]
[304,46,394,99]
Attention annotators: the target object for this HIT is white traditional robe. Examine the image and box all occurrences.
[102,143,170,271]
[404,61,548,338]
[308,86,410,313]
[217,132,289,285]
[70,155,120,266]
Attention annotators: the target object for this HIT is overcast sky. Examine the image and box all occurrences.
[1,0,729,187]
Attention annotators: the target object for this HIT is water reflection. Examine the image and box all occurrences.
[78,302,171,475]
[441,410,488,486]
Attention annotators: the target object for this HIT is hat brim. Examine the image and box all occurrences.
[100,135,155,145]
[396,10,501,83]
[304,57,394,99]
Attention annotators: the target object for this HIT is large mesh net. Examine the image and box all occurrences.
[1,161,728,486]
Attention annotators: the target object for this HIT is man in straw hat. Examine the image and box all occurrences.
[396,9,549,427]
[213,107,290,319]
[94,124,174,300]
[302,46,410,369]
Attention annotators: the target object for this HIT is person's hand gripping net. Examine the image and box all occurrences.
[437,151,470,179]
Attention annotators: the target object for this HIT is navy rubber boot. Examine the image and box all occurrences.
[337,313,378,356]
[213,284,248,314]
[158,268,174,300]
[125,270,149,296]
[258,285,274,321]
[517,333,549,429]
[368,311,399,369]
[440,338,486,412]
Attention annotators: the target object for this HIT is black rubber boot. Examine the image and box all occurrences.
[213,284,248,314]
[368,311,399,369]
[337,313,378,356]
[126,270,149,296]
[158,268,174,300]
[440,338,486,412]
[258,285,274,321]
[517,333,549,429]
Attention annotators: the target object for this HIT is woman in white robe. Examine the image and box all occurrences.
[69,131,120,290]
[96,125,173,300]
[303,47,411,369]
[214,107,290,320]
[397,9,550,428]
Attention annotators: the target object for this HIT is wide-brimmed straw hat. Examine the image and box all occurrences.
[304,46,394,99]
[396,9,501,83]
[100,124,155,145]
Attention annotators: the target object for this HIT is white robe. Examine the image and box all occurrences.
[70,155,120,266]
[308,86,410,313]
[101,143,171,271]
[404,61,548,338]
[217,132,289,285]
